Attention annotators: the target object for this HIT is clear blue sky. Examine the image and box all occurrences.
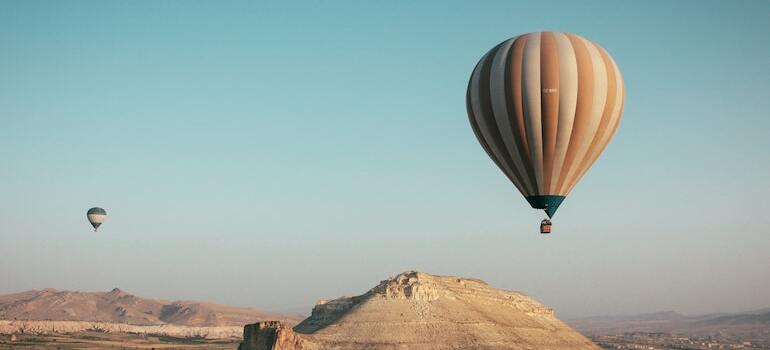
[1,1,769,318]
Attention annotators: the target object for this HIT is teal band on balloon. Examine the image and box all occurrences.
[525,196,566,218]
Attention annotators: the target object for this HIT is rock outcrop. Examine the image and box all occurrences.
[239,271,599,350]
[238,321,307,350]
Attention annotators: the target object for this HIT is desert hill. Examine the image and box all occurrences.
[239,271,599,350]
[0,287,300,327]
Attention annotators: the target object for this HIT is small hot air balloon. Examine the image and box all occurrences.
[467,32,624,234]
[87,207,107,232]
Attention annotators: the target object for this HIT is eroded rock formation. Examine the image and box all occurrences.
[239,271,599,350]
[238,321,307,350]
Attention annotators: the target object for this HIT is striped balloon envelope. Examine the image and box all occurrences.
[87,207,107,232]
[467,32,624,219]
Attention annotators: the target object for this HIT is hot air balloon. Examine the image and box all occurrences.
[466,32,624,234]
[86,207,107,232]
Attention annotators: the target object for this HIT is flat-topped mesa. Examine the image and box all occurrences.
[243,271,597,350]
[308,271,554,319]
[302,271,448,324]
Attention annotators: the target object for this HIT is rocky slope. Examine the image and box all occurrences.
[239,271,599,350]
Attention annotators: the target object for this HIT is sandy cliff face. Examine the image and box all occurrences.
[240,271,599,350]
[238,321,307,350]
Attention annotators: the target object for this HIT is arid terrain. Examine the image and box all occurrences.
[239,271,599,350]
[7,274,767,350]
[570,310,770,349]
[0,287,301,342]
[0,288,299,327]
[0,332,240,349]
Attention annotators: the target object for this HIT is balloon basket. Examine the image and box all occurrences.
[540,220,552,234]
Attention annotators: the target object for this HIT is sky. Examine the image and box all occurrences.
[1,0,769,319]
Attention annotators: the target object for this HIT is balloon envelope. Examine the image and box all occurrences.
[467,32,624,217]
[87,207,107,231]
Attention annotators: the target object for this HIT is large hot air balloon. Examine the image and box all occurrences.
[466,32,624,233]
[86,207,107,232]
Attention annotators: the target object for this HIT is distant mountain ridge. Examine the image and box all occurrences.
[569,308,770,338]
[696,311,770,326]
[0,288,300,327]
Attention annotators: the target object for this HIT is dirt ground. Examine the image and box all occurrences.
[0,332,239,349]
